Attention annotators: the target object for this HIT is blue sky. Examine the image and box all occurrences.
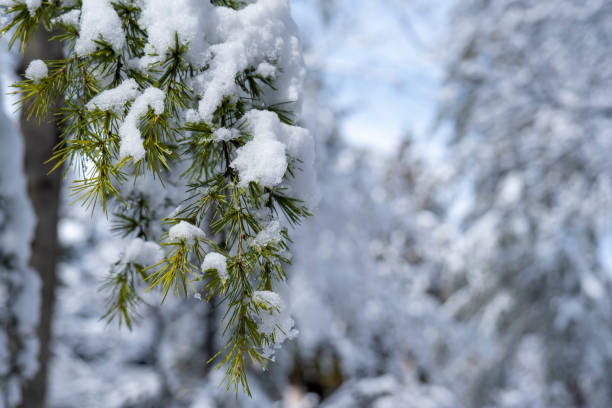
[291,0,453,153]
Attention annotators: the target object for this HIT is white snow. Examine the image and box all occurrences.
[249,219,282,248]
[194,0,305,122]
[230,109,319,207]
[256,62,276,78]
[123,238,164,266]
[212,127,239,142]
[75,0,125,55]
[24,59,47,83]
[168,221,206,245]
[232,138,287,188]
[118,87,165,161]
[25,0,41,16]
[231,110,288,187]
[86,79,140,113]
[138,0,208,63]
[52,9,81,27]
[252,290,297,359]
[201,252,228,283]
[253,290,282,310]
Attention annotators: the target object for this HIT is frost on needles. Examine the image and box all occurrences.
[1,0,319,396]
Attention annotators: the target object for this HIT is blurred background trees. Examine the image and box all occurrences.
[0,69,40,408]
[439,1,612,406]
[1,0,612,407]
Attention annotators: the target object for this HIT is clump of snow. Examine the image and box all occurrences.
[52,9,81,26]
[231,110,288,187]
[25,0,41,16]
[168,221,206,245]
[124,238,163,266]
[249,219,283,248]
[138,0,208,65]
[132,0,306,122]
[24,59,47,83]
[232,139,287,187]
[253,290,282,310]
[75,0,125,55]
[212,127,239,142]
[252,290,297,359]
[230,109,320,207]
[201,252,228,283]
[195,0,305,121]
[86,79,140,113]
[256,62,276,78]
[118,87,165,160]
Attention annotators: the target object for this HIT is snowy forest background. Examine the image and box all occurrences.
[2,0,612,407]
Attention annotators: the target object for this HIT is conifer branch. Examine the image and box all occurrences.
[2,0,313,394]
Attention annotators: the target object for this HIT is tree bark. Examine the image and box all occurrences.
[17,29,63,408]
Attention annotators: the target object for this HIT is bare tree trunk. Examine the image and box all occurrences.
[17,29,63,408]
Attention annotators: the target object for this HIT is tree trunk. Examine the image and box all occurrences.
[17,29,63,408]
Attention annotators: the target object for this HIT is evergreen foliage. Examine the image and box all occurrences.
[1,0,316,395]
